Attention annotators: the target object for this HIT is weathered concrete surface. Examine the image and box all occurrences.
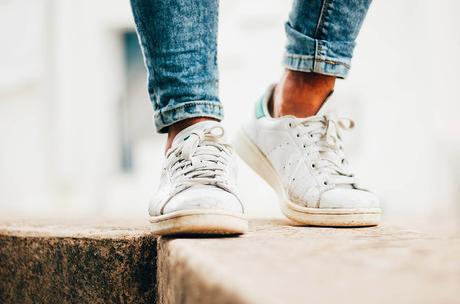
[158,219,460,304]
[0,219,157,304]
[2,218,459,304]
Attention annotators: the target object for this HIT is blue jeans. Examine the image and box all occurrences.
[130,0,372,133]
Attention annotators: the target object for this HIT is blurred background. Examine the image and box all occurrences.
[1,0,459,223]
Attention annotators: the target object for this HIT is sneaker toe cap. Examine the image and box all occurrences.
[161,186,243,215]
[319,188,380,209]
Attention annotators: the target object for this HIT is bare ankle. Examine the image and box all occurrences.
[271,70,335,118]
[165,117,218,153]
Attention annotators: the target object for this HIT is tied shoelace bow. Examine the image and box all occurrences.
[292,113,358,187]
[166,125,234,194]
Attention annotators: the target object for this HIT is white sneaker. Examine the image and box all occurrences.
[149,121,248,235]
[234,85,381,227]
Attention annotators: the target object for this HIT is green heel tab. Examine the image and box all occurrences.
[255,95,266,119]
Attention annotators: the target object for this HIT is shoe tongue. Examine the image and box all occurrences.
[316,94,336,116]
[172,120,222,147]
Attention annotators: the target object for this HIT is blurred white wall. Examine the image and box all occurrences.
[0,0,459,221]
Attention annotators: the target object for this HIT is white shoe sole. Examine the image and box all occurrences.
[233,127,381,227]
[150,209,249,236]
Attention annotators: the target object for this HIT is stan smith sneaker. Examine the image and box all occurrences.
[149,121,248,235]
[234,85,381,227]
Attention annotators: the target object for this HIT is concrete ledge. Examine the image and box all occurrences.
[2,219,459,304]
[0,219,157,304]
[157,219,460,304]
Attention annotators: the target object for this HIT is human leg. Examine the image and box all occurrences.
[273,0,372,117]
[130,0,247,235]
[234,0,380,227]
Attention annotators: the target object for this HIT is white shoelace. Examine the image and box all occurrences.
[291,113,358,187]
[165,125,234,196]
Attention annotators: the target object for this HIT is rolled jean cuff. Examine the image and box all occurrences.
[283,23,354,79]
[283,54,350,78]
[154,100,224,133]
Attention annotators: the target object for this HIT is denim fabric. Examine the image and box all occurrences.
[130,0,371,132]
[284,0,372,78]
[130,0,222,133]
